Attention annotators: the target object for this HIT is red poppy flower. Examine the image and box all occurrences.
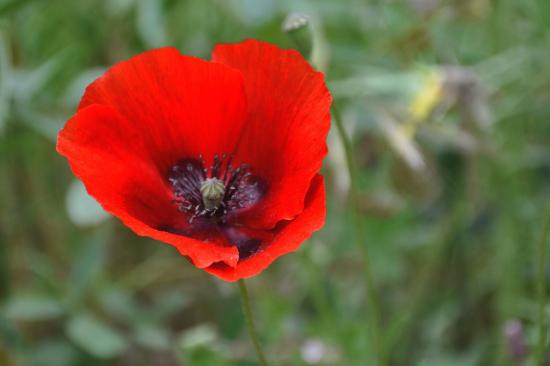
[57,39,331,281]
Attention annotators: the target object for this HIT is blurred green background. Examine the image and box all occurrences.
[1,0,550,365]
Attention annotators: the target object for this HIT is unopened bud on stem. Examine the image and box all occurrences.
[282,13,312,58]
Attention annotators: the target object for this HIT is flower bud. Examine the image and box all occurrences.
[282,13,313,58]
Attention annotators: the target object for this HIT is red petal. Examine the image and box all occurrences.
[80,47,248,172]
[212,40,332,229]
[204,174,326,281]
[57,104,239,268]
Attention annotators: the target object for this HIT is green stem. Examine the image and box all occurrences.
[535,203,550,366]
[238,279,269,366]
[332,104,387,366]
[0,229,9,301]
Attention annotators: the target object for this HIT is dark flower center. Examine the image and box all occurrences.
[168,154,266,224]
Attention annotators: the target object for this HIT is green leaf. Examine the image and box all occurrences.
[27,340,78,366]
[133,323,171,350]
[67,233,107,305]
[3,296,64,321]
[0,33,9,136]
[99,287,140,322]
[66,314,128,359]
[0,0,35,15]
[177,325,229,366]
[105,0,136,17]
[136,0,169,48]
[65,179,110,227]
[178,324,217,350]
[150,290,191,322]
[63,68,105,108]
[11,56,61,102]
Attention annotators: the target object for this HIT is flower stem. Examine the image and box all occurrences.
[238,279,269,366]
[535,202,550,365]
[332,104,387,366]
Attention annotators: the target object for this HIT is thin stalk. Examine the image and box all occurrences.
[332,104,387,366]
[384,206,464,354]
[238,279,269,366]
[300,252,335,333]
[535,202,550,365]
[0,223,9,301]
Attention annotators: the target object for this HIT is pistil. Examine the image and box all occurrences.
[200,177,226,210]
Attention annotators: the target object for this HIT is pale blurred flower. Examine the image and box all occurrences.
[442,66,492,129]
[407,70,444,127]
[504,319,528,363]
[300,339,339,364]
[301,339,326,364]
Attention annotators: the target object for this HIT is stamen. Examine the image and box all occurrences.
[168,154,266,224]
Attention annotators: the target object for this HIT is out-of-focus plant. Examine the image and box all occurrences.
[2,0,550,365]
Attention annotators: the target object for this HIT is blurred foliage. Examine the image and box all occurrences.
[1,0,550,365]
